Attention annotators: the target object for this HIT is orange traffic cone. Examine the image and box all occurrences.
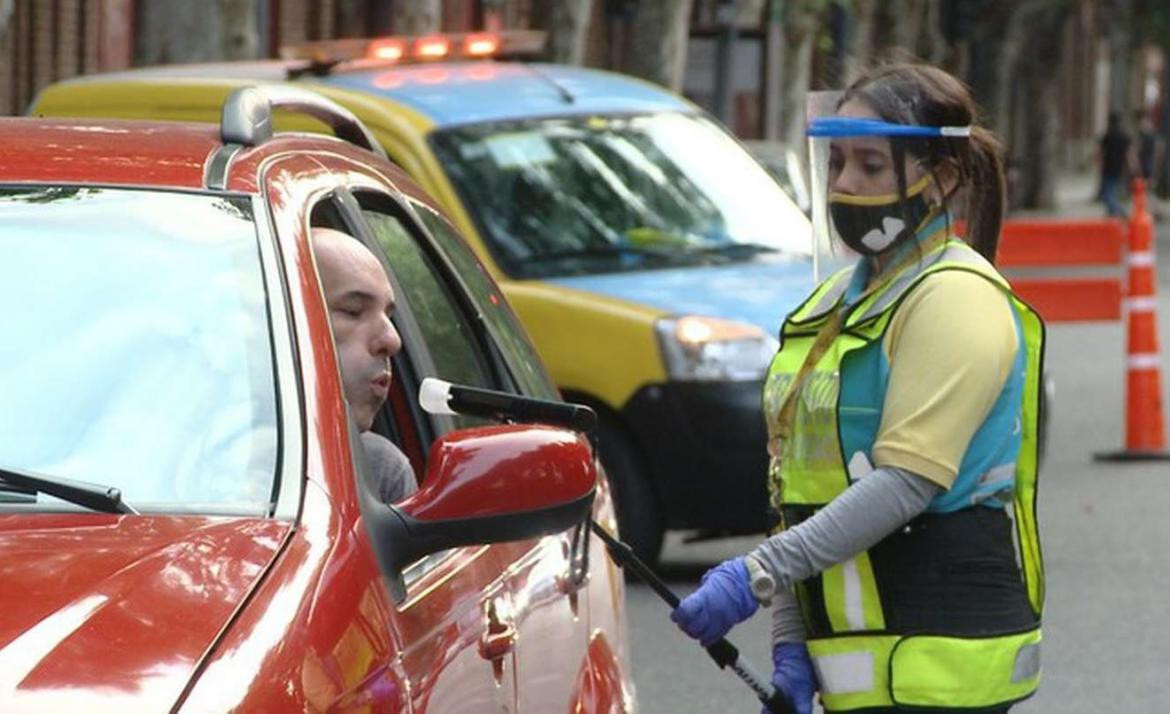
[1096,178,1170,461]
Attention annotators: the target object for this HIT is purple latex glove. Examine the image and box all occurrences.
[670,557,758,646]
[764,642,817,714]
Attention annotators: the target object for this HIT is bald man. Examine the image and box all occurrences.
[313,227,417,503]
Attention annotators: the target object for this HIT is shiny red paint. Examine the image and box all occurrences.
[178,150,524,713]
[0,116,635,712]
[401,424,596,522]
[0,119,217,188]
[175,481,409,712]
[570,633,631,714]
[0,515,290,711]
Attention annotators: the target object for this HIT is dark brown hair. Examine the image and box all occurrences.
[839,63,1005,262]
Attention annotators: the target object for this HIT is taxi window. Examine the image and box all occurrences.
[431,112,812,279]
[0,187,277,513]
[411,202,559,401]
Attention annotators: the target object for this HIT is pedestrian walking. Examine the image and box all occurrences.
[1099,111,1133,217]
[669,63,1046,713]
[1136,111,1161,182]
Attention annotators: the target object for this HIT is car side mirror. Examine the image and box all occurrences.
[365,423,597,603]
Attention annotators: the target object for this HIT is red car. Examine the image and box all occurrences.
[0,87,633,712]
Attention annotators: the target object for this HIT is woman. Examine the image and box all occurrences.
[670,64,1045,714]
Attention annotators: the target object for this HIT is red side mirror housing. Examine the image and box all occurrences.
[364,424,597,603]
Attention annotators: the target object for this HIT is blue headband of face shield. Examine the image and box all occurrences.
[807,116,972,138]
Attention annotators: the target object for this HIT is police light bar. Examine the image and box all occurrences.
[280,30,546,66]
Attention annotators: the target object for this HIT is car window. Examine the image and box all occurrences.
[410,202,559,401]
[357,200,496,430]
[431,111,812,279]
[0,187,277,513]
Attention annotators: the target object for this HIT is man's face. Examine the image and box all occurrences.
[313,228,402,431]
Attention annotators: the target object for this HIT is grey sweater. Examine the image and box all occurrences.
[359,431,418,504]
[748,466,942,642]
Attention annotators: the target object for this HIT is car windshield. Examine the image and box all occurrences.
[431,112,812,279]
[0,187,278,514]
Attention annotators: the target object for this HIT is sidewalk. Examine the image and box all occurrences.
[1012,168,1170,226]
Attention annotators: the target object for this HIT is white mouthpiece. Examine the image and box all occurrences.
[419,377,457,415]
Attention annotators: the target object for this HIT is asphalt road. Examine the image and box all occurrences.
[625,220,1170,713]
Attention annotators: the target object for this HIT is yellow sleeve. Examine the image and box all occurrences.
[870,270,1018,488]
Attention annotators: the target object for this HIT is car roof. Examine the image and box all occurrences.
[311,61,692,128]
[0,118,221,188]
[0,116,444,213]
[53,59,694,130]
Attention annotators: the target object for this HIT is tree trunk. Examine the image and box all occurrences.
[779,1,820,151]
[393,0,440,35]
[848,0,876,80]
[134,0,260,65]
[891,0,925,54]
[983,2,1032,140]
[621,0,695,91]
[1107,0,1134,116]
[919,0,948,65]
[533,0,594,65]
[335,0,367,37]
[1012,4,1072,209]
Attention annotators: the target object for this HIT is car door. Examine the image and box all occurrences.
[323,184,523,713]
[401,201,598,712]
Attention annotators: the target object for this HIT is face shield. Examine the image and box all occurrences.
[805,93,971,282]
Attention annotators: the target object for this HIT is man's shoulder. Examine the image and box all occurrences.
[359,431,418,502]
[360,430,405,457]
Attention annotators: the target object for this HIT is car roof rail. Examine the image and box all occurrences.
[220,84,387,160]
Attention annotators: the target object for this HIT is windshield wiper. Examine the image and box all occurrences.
[0,466,136,514]
[526,245,678,263]
[691,242,780,258]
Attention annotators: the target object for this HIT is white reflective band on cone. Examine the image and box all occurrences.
[813,651,874,694]
[1129,251,1155,267]
[1128,353,1164,370]
[1126,296,1159,312]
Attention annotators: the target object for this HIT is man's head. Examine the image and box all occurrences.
[312,227,402,431]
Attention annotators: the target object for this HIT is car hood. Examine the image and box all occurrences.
[545,254,817,335]
[0,514,291,711]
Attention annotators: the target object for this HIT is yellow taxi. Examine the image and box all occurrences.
[32,31,814,561]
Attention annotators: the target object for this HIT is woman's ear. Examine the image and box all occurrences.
[931,160,961,204]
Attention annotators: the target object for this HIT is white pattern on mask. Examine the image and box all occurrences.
[860,216,906,252]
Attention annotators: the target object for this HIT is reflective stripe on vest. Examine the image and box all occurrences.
[807,628,1042,711]
[763,237,1046,709]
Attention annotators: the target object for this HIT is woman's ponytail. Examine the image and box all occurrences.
[963,126,1007,263]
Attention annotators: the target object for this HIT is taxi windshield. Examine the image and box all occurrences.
[0,187,278,514]
[431,112,812,279]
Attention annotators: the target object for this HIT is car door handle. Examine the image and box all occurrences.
[480,598,516,661]
[479,623,517,660]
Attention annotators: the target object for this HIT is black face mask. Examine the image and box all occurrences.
[829,175,934,257]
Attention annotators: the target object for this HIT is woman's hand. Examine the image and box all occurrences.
[669,557,758,646]
[766,642,817,714]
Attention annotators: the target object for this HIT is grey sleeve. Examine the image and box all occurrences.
[359,431,418,504]
[771,587,807,643]
[749,466,942,591]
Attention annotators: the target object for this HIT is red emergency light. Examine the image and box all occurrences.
[414,35,450,60]
[464,33,500,57]
[368,38,405,61]
[280,31,546,68]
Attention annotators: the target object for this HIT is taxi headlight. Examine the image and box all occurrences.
[655,315,779,381]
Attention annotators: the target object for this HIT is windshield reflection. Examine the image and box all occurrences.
[0,187,277,512]
[432,112,811,278]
